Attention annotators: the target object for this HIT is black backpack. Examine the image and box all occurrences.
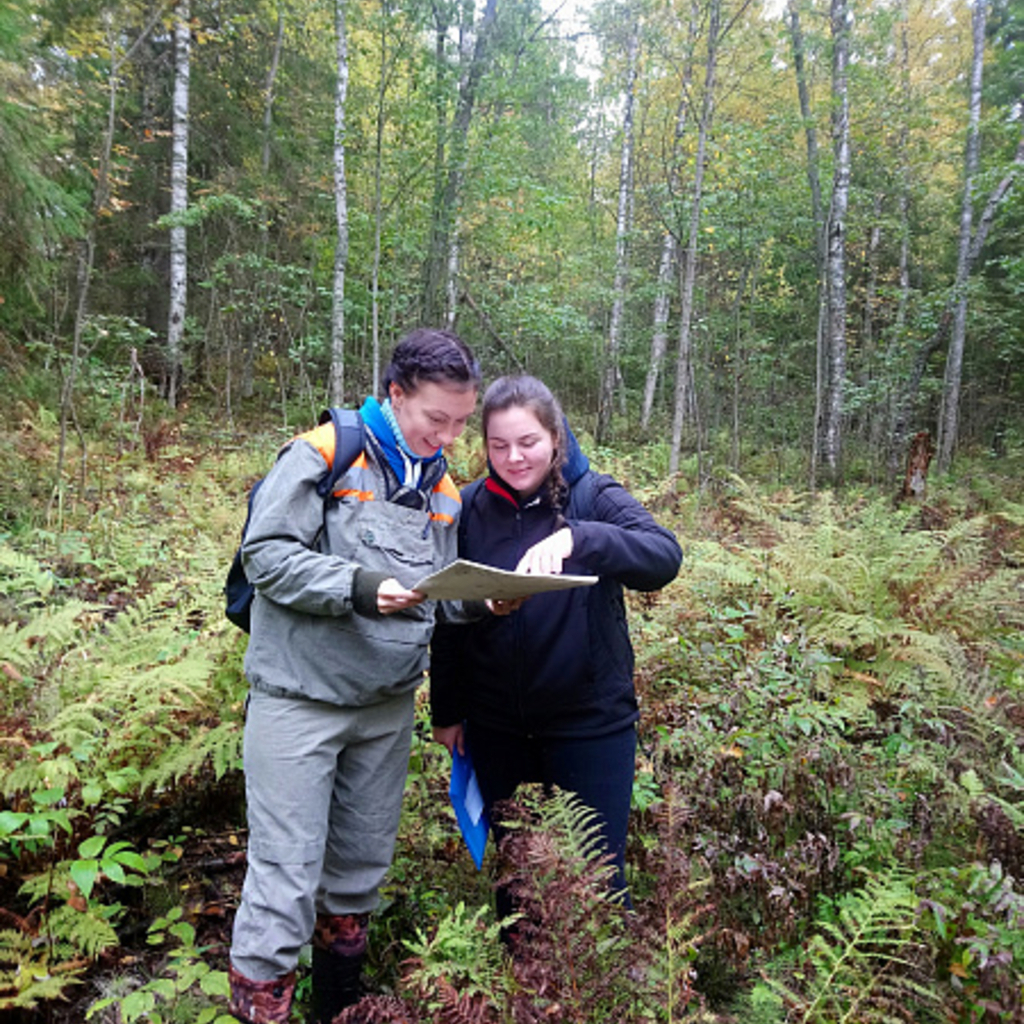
[224,408,365,633]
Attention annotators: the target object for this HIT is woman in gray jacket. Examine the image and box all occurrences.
[228,329,482,1024]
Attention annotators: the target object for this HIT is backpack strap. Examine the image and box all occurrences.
[315,407,365,499]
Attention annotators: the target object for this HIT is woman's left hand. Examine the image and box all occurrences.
[515,527,573,575]
[377,578,426,614]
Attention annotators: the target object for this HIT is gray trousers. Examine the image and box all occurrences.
[230,687,415,980]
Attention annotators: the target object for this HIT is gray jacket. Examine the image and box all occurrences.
[241,431,468,706]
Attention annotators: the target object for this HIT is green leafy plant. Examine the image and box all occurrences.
[762,869,936,1024]
[87,906,234,1024]
[400,901,510,1018]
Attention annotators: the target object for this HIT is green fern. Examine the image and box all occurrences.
[402,900,509,1009]
[0,929,87,1009]
[764,870,937,1024]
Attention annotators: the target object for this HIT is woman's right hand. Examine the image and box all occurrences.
[432,723,464,756]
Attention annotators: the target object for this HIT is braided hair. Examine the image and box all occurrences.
[382,328,481,395]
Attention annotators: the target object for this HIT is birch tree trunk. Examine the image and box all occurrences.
[597,19,639,443]
[886,0,914,480]
[330,0,349,407]
[936,0,986,472]
[787,0,828,486]
[640,233,676,430]
[787,0,825,267]
[668,0,720,475]
[889,117,1022,467]
[444,13,479,329]
[261,6,283,177]
[641,0,699,431]
[167,0,191,410]
[820,0,850,484]
[370,0,390,397]
[421,0,497,326]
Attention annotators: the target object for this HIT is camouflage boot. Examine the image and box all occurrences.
[228,965,296,1024]
[309,912,369,1024]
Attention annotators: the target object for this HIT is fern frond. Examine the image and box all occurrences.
[766,869,937,1024]
[0,927,88,1009]
[45,904,119,959]
[541,786,611,866]
[0,542,58,601]
[140,720,242,791]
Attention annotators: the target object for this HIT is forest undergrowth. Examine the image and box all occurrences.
[0,399,1022,1024]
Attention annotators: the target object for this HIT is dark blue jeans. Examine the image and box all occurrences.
[465,721,637,905]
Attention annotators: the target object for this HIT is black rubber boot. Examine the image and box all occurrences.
[310,945,365,1024]
[308,912,369,1024]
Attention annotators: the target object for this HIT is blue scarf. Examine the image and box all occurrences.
[359,396,443,487]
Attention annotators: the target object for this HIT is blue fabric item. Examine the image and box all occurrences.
[560,419,591,488]
[359,396,443,486]
[381,398,444,465]
[359,397,404,481]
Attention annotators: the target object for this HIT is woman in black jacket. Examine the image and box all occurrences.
[430,375,682,906]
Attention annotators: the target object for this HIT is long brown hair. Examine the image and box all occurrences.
[482,375,567,506]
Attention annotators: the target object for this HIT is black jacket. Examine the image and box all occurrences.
[430,432,682,739]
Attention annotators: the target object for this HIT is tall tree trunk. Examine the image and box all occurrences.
[936,0,986,472]
[424,10,449,326]
[597,18,639,443]
[641,0,699,431]
[422,0,497,326]
[167,0,191,410]
[330,0,349,406]
[371,0,390,397]
[787,0,825,268]
[890,116,1023,467]
[861,194,882,451]
[787,0,828,487]
[261,5,284,177]
[641,232,676,430]
[887,0,913,481]
[52,10,122,521]
[669,0,720,474]
[820,0,850,484]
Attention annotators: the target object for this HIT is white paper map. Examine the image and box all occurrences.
[413,558,597,601]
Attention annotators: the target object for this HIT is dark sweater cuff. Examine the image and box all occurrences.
[352,568,390,617]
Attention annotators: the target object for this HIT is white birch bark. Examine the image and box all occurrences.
[371,1,389,397]
[597,19,639,443]
[640,233,676,429]
[443,13,477,330]
[821,0,850,482]
[641,0,699,431]
[937,0,986,471]
[668,0,720,474]
[330,0,349,406]
[167,0,190,410]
